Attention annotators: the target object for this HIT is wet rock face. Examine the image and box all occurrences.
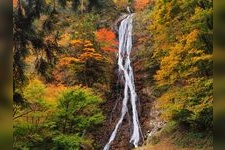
[94,76,152,150]
[92,76,132,150]
[114,14,128,33]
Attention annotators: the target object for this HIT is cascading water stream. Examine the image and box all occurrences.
[104,13,141,150]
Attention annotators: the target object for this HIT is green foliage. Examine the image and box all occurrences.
[48,87,104,150]
[13,123,44,149]
[14,85,105,149]
[13,80,51,149]
[55,87,105,133]
[13,79,50,121]
[196,107,213,130]
[171,109,193,125]
[53,134,92,150]
[23,79,45,102]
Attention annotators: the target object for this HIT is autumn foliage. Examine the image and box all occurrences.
[79,40,103,61]
[13,0,213,148]
[113,0,129,9]
[13,0,17,7]
[95,28,118,52]
[149,0,213,130]
[134,0,151,10]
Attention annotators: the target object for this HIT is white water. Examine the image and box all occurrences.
[104,14,141,150]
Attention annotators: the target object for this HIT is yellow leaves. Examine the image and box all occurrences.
[79,52,103,62]
[162,1,173,21]
[58,36,104,69]
[150,0,213,126]
[83,47,95,52]
[79,39,104,62]
[154,28,211,86]
[188,48,203,55]
[24,79,46,103]
[192,54,212,63]
[58,33,71,46]
[84,43,93,47]
[154,42,183,85]
[44,84,67,105]
[156,88,181,121]
[70,39,83,45]
[156,78,212,121]
[59,35,90,48]
[184,29,199,46]
[157,56,179,72]
[194,7,202,14]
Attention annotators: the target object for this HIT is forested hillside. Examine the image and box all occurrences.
[133,0,213,149]
[13,0,213,149]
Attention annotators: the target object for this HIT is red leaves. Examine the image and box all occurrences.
[95,28,118,52]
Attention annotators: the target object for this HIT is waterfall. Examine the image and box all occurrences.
[104,14,141,150]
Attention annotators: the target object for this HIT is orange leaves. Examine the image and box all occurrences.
[59,39,104,66]
[59,57,80,66]
[95,28,116,44]
[44,84,67,105]
[70,39,83,45]
[13,0,17,7]
[134,0,151,11]
[79,52,103,61]
[65,37,104,61]
[79,40,103,61]
[95,28,118,52]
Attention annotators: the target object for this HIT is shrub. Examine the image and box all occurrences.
[55,87,105,134]
[53,134,92,150]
